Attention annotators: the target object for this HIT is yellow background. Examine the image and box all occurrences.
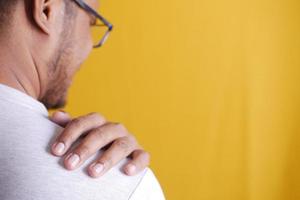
[58,0,300,199]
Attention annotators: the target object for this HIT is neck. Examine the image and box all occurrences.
[0,36,42,100]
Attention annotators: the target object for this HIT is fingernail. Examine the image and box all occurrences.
[68,153,80,168]
[126,164,136,175]
[92,163,104,174]
[53,142,65,154]
[91,163,104,174]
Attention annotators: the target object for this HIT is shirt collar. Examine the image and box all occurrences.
[0,83,49,117]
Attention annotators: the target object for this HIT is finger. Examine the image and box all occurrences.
[51,112,106,156]
[123,149,150,176]
[62,122,128,170]
[50,110,72,127]
[87,135,137,177]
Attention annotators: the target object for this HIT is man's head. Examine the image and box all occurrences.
[0,0,99,109]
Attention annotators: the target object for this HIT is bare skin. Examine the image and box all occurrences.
[0,0,150,178]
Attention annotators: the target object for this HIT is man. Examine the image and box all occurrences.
[0,0,165,199]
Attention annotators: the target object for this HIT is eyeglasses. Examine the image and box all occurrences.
[73,0,113,48]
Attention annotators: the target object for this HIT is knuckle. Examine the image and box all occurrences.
[115,122,126,131]
[89,112,106,123]
[89,112,100,119]
[93,127,106,141]
[113,122,129,137]
[114,138,130,151]
[126,135,138,148]
[70,118,83,129]
[89,112,99,117]
[127,134,137,142]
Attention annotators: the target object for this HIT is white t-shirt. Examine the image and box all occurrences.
[0,83,165,200]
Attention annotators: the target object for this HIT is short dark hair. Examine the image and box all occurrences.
[0,0,18,29]
[0,0,76,31]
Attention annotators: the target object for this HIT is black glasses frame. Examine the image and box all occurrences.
[73,0,113,48]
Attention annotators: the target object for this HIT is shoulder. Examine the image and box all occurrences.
[128,167,166,200]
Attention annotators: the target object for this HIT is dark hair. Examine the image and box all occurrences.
[0,0,76,31]
[0,0,18,29]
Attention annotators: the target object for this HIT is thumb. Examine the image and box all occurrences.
[50,110,72,127]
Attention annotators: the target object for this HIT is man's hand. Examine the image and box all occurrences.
[49,111,150,178]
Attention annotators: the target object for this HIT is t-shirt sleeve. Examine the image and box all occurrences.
[128,168,166,200]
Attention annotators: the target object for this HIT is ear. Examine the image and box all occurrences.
[32,0,61,34]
